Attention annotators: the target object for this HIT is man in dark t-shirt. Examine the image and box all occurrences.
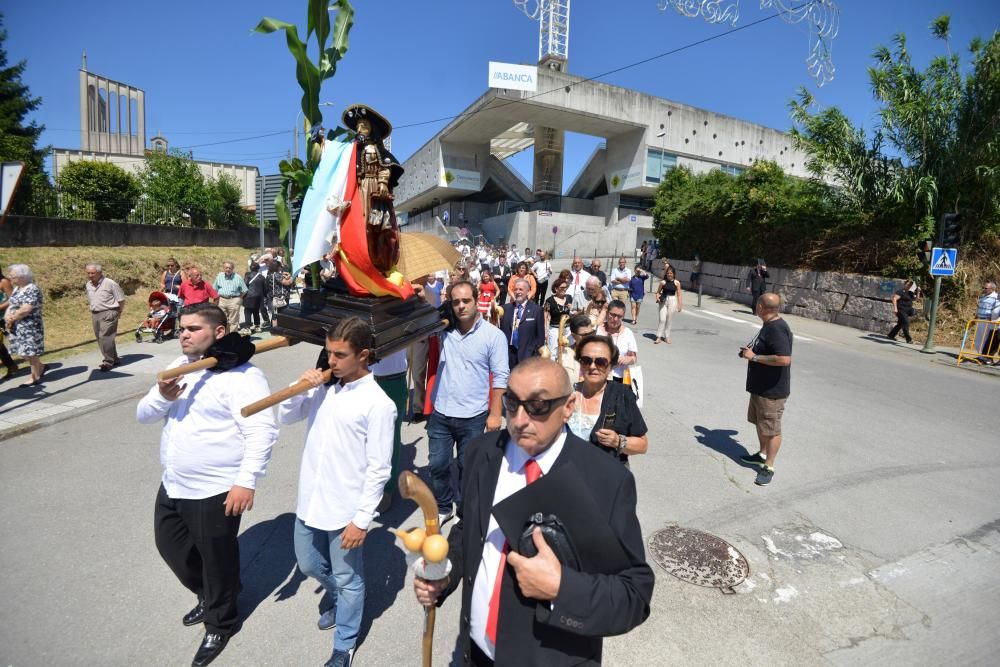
[738,293,792,486]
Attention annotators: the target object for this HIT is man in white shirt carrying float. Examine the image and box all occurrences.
[278,317,395,667]
[137,303,278,667]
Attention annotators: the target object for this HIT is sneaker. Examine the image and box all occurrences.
[755,466,775,486]
[438,510,455,527]
[325,648,353,667]
[739,452,766,468]
[317,608,337,631]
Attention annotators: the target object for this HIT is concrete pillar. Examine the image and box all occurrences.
[532,125,564,198]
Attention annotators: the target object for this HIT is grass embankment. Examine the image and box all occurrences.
[2,246,257,363]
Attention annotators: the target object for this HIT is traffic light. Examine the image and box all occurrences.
[941,213,962,248]
[917,239,933,265]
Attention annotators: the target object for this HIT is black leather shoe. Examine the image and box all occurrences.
[182,601,205,626]
[192,632,228,667]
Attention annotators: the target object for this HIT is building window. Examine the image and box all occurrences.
[645,147,678,184]
[718,164,744,176]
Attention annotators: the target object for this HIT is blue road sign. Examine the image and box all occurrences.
[929,247,957,276]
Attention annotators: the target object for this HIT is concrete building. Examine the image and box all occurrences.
[51,56,259,209]
[395,66,809,258]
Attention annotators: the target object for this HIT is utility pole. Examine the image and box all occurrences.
[921,213,961,354]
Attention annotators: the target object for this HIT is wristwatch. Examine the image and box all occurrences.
[616,434,627,454]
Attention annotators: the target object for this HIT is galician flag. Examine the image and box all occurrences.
[292,140,354,275]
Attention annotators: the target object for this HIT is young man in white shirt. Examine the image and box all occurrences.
[137,303,277,667]
[599,299,638,381]
[530,250,552,305]
[279,317,395,667]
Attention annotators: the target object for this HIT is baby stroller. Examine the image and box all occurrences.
[135,291,179,343]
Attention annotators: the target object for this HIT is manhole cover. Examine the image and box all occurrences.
[648,525,749,594]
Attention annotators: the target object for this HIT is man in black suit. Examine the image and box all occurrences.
[500,278,546,371]
[414,358,654,666]
[494,255,513,305]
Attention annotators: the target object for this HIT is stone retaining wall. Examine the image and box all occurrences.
[660,259,903,333]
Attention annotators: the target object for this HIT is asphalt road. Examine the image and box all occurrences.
[1,292,997,666]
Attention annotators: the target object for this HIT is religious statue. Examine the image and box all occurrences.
[342,104,403,274]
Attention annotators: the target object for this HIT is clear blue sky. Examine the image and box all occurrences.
[6,0,998,188]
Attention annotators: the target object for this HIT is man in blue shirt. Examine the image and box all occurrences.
[977,281,1000,362]
[428,280,509,524]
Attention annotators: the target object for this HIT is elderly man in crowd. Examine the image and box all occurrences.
[567,257,592,304]
[213,262,247,334]
[572,276,610,313]
[609,257,632,305]
[500,278,546,372]
[85,263,126,372]
[414,357,654,665]
[178,266,219,307]
[977,281,1000,363]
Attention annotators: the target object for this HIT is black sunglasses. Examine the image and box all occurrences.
[577,355,610,369]
[502,392,571,417]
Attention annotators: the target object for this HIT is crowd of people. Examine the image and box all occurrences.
[16,236,993,665]
[0,249,302,387]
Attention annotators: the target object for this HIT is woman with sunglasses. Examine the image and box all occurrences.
[568,334,648,465]
[160,257,187,297]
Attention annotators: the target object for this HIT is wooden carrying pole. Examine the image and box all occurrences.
[156,336,292,382]
[240,368,332,418]
[398,471,441,667]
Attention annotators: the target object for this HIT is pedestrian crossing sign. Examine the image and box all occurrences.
[929,247,957,276]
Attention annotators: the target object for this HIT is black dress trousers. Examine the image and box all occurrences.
[154,484,242,636]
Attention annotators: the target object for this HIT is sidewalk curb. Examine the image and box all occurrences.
[0,385,148,443]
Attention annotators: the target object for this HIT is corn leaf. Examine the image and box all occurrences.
[254,17,321,124]
[320,0,354,81]
[308,0,331,52]
[274,185,292,247]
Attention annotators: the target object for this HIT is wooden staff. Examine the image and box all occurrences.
[240,320,450,418]
[557,314,569,359]
[398,470,441,667]
[156,335,292,382]
[240,368,332,418]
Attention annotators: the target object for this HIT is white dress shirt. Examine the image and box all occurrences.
[470,430,567,659]
[278,372,396,531]
[610,267,632,288]
[136,357,278,500]
[568,269,592,301]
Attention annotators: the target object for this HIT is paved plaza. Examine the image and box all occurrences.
[1,290,998,666]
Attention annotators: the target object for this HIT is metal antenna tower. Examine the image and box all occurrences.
[514,0,571,67]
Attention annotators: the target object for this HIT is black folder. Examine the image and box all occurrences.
[492,458,631,575]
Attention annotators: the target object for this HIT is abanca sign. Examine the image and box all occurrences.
[487,61,537,92]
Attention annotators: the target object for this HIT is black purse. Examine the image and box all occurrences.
[517,512,581,570]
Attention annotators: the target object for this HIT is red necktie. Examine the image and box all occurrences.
[485,458,542,645]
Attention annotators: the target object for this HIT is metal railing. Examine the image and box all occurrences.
[22,191,256,229]
[957,319,1000,366]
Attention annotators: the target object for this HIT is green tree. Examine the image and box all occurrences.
[0,13,52,214]
[205,173,253,229]
[139,150,208,225]
[652,162,845,267]
[790,17,1000,241]
[56,160,140,221]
